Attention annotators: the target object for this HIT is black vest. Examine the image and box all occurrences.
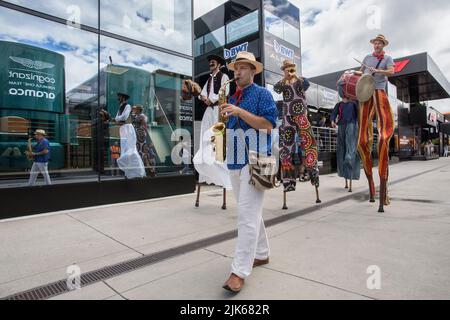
[118,102,128,115]
[206,71,224,96]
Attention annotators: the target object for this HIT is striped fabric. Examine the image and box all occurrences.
[357,90,394,181]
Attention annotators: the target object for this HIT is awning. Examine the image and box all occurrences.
[389,53,450,103]
[308,52,450,104]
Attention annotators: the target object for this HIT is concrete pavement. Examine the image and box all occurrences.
[1,158,449,300]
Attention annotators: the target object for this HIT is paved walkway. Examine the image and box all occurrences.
[1,158,449,300]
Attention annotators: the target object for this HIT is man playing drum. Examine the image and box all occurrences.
[357,34,395,213]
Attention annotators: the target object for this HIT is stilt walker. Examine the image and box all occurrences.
[274,60,321,210]
[331,97,361,192]
[356,34,395,212]
[192,55,232,209]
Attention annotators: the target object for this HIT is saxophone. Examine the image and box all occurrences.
[210,78,235,163]
[26,138,34,161]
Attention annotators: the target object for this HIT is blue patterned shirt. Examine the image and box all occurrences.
[33,138,50,163]
[226,83,277,170]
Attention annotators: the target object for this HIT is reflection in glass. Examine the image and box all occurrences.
[264,0,300,27]
[100,0,192,55]
[264,10,300,48]
[226,10,259,44]
[0,6,99,188]
[98,36,193,177]
[283,22,300,47]
[3,0,99,28]
[264,10,283,39]
[194,37,204,57]
[203,27,225,54]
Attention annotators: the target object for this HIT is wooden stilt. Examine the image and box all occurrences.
[349,179,353,193]
[315,185,322,204]
[282,191,288,210]
[195,183,201,207]
[222,188,227,210]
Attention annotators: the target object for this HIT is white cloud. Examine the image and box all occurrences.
[194,0,227,19]
[194,0,450,112]
[299,0,450,112]
[0,4,192,92]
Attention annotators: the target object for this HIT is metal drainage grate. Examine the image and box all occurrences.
[3,164,448,300]
[3,230,237,301]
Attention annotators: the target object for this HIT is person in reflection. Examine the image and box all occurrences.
[131,105,157,177]
[110,141,121,176]
[113,93,146,179]
[178,136,191,175]
[26,129,52,186]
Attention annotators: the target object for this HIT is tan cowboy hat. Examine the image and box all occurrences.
[227,51,263,74]
[281,59,296,71]
[370,34,389,46]
[34,129,46,136]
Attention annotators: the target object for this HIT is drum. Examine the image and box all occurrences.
[339,72,375,102]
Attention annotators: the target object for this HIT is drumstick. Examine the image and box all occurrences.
[354,57,378,74]
[353,57,370,70]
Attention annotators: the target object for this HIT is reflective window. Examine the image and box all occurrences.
[100,0,192,56]
[0,6,99,187]
[4,0,99,28]
[203,27,225,54]
[194,37,204,57]
[283,22,300,47]
[100,36,193,177]
[264,11,283,40]
[226,10,259,44]
[0,3,194,189]
[264,10,300,47]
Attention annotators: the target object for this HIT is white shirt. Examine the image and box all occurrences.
[199,70,230,104]
[115,103,131,122]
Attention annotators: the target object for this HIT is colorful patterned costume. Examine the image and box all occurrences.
[132,113,157,177]
[274,78,319,192]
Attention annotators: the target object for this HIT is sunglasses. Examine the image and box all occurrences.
[287,68,296,73]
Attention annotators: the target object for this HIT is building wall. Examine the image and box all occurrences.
[0,0,195,216]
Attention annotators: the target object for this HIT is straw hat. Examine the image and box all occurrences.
[370,34,389,46]
[34,129,46,136]
[227,51,263,74]
[280,59,296,71]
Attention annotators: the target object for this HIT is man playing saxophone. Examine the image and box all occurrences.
[26,129,52,186]
[220,51,277,293]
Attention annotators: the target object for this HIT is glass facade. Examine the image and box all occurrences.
[226,10,259,44]
[0,1,193,188]
[264,9,300,48]
[195,26,225,57]
[194,10,259,58]
[262,1,302,76]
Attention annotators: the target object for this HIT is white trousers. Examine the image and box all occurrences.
[229,165,270,279]
[28,162,52,186]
